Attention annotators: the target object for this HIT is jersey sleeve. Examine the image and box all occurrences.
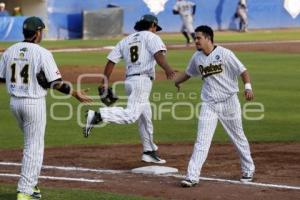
[185,53,200,77]
[226,50,246,75]
[147,34,167,55]
[41,50,62,82]
[0,53,6,79]
[107,41,123,64]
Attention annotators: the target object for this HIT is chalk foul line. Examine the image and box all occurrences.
[0,161,299,190]
[0,173,103,183]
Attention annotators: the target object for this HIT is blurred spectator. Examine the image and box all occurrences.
[235,0,248,32]
[0,2,10,16]
[13,6,23,16]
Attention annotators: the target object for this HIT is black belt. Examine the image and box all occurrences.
[126,73,153,80]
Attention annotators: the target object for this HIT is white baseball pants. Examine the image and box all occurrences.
[186,94,255,182]
[10,97,46,195]
[181,15,194,34]
[99,75,158,152]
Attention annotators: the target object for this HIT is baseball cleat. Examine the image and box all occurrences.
[17,185,41,200]
[240,172,254,182]
[141,151,166,164]
[83,110,102,138]
[32,185,41,199]
[181,179,198,187]
[17,192,40,200]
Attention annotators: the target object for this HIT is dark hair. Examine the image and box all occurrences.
[23,30,36,39]
[195,25,214,43]
[134,21,153,31]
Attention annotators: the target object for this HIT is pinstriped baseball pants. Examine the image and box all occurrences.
[99,76,158,152]
[186,94,255,182]
[181,15,194,34]
[10,97,46,195]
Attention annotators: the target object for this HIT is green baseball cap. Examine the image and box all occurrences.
[137,14,162,31]
[23,16,45,32]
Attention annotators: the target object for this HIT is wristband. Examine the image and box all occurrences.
[57,82,71,95]
[245,83,252,90]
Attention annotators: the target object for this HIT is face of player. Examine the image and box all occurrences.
[149,23,157,33]
[35,30,43,43]
[195,32,212,51]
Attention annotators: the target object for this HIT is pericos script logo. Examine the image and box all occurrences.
[199,64,223,78]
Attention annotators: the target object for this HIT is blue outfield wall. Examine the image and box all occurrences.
[0,17,26,41]
[116,0,300,31]
[1,0,300,41]
[47,0,300,38]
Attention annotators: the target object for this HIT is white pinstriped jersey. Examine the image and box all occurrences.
[186,46,246,102]
[173,0,195,17]
[0,42,61,98]
[107,31,167,79]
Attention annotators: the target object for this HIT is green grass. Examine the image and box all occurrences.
[0,37,123,50]
[0,184,157,200]
[51,49,190,67]
[1,29,300,49]
[161,29,300,44]
[53,52,109,66]
[1,51,299,149]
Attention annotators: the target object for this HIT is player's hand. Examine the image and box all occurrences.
[165,68,177,80]
[244,89,254,101]
[175,82,181,92]
[73,88,93,103]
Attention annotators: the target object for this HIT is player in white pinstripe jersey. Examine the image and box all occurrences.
[173,0,196,45]
[84,14,176,164]
[175,25,255,187]
[235,0,248,32]
[0,17,91,200]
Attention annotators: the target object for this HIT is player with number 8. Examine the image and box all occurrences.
[83,14,176,164]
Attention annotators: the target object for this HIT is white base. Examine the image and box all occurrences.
[131,165,178,175]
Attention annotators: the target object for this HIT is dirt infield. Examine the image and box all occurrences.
[0,143,299,200]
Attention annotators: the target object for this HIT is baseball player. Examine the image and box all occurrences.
[83,14,176,164]
[235,0,248,32]
[0,16,91,200]
[174,25,255,187]
[173,0,196,45]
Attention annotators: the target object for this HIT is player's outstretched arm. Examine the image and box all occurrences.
[240,70,254,101]
[71,88,92,103]
[51,80,92,103]
[154,50,176,80]
[174,73,191,91]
